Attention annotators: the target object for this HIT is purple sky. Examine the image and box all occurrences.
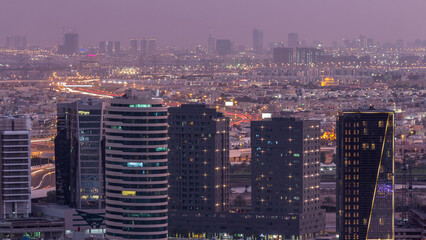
[1,0,425,48]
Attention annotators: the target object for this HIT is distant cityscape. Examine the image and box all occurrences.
[0,28,425,240]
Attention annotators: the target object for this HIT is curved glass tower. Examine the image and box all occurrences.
[105,90,168,240]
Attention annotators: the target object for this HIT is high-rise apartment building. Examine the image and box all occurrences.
[148,39,156,56]
[253,29,264,53]
[0,116,31,219]
[168,104,230,214]
[58,33,79,55]
[208,35,216,51]
[130,39,138,55]
[141,39,148,57]
[104,90,168,240]
[55,99,105,210]
[99,41,106,53]
[251,117,324,239]
[216,39,231,55]
[288,33,299,49]
[114,41,121,55]
[273,47,293,65]
[296,48,323,65]
[336,108,394,240]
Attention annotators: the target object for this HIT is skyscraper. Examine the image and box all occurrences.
[104,89,168,240]
[336,108,394,240]
[288,33,298,49]
[168,104,230,214]
[141,39,148,57]
[99,41,106,53]
[216,39,231,55]
[148,39,156,56]
[0,116,31,219]
[130,39,138,55]
[251,117,325,239]
[55,99,105,210]
[114,41,121,55]
[106,41,114,55]
[253,29,263,53]
[208,34,215,51]
[59,33,79,55]
[273,47,293,65]
[5,35,13,49]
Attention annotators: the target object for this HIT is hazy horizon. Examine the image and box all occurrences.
[1,0,425,48]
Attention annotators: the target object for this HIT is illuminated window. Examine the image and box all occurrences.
[362,143,369,150]
[129,104,151,108]
[371,143,376,150]
[127,162,143,167]
[378,121,384,127]
[122,191,136,196]
[78,111,90,115]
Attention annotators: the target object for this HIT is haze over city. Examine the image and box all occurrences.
[1,0,426,47]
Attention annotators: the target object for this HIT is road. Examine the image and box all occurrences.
[31,164,55,191]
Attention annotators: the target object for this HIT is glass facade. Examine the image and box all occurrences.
[105,90,168,240]
[337,110,394,240]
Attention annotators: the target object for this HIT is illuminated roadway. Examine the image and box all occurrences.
[31,164,55,198]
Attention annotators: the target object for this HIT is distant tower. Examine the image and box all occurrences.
[253,29,264,53]
[148,39,156,56]
[216,39,231,55]
[130,39,138,55]
[106,41,114,55]
[336,108,395,240]
[99,41,106,53]
[6,35,13,49]
[0,116,31,219]
[58,33,79,55]
[208,34,216,51]
[288,33,298,49]
[141,39,148,57]
[114,41,121,55]
[273,47,293,65]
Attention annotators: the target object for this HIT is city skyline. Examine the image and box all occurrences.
[1,0,426,47]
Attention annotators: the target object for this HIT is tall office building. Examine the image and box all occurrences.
[336,108,394,240]
[273,47,293,65]
[251,118,324,239]
[168,104,230,214]
[0,116,31,219]
[296,48,323,65]
[99,41,106,53]
[253,29,263,53]
[130,39,138,55]
[5,35,13,49]
[148,39,156,56]
[55,99,105,210]
[114,41,121,55]
[216,39,231,55]
[59,33,79,55]
[106,41,114,55]
[288,33,299,49]
[104,89,168,240]
[208,35,216,51]
[141,39,148,57]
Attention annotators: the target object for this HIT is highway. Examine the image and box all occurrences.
[31,164,55,191]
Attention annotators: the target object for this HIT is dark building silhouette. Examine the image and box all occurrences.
[168,104,230,214]
[208,34,215,51]
[253,29,263,53]
[99,41,106,53]
[288,33,298,49]
[295,48,323,65]
[141,38,148,57]
[336,108,394,240]
[216,39,231,55]
[58,33,79,55]
[273,47,293,65]
[55,99,105,210]
[106,41,114,55]
[251,117,325,239]
[130,39,138,54]
[114,41,121,55]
